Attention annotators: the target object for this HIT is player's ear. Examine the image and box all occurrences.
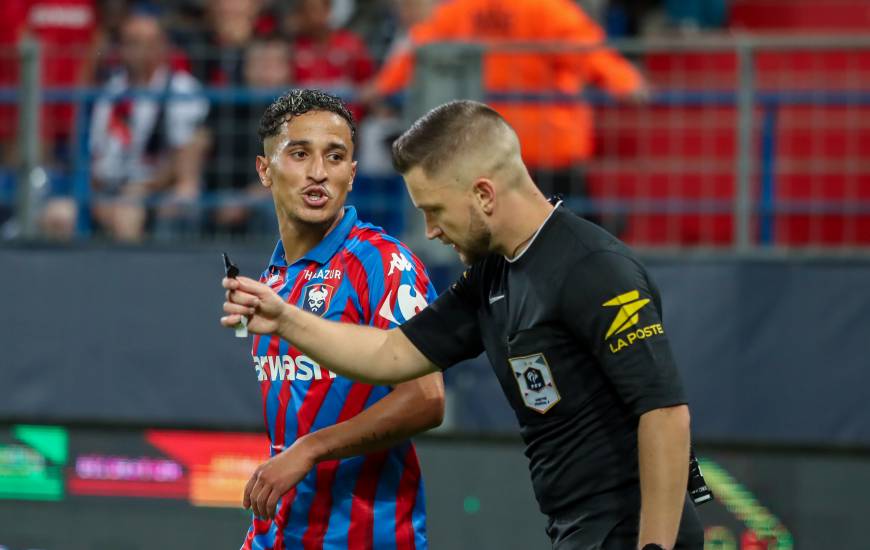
[348,160,357,192]
[256,155,272,188]
[472,178,496,215]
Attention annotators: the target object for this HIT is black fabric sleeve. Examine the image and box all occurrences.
[399,267,485,370]
[560,250,687,416]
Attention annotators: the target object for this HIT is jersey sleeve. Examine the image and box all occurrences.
[561,251,687,416]
[364,242,438,330]
[399,265,485,370]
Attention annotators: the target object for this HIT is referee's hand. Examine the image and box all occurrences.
[222,276,288,336]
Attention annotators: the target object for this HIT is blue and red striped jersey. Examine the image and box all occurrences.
[241,207,437,550]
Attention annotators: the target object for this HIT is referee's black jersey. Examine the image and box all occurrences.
[400,205,688,515]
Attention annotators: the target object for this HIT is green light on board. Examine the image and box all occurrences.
[14,425,68,464]
[463,496,481,515]
[699,458,794,550]
[704,525,737,550]
[0,425,67,501]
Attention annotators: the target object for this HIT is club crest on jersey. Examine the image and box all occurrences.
[509,353,561,414]
[302,283,334,316]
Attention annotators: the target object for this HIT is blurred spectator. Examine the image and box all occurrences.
[41,9,208,241]
[86,0,131,81]
[370,0,649,233]
[357,0,437,175]
[184,0,271,86]
[603,0,662,38]
[0,0,98,166]
[201,37,289,236]
[343,0,406,64]
[286,0,375,120]
[382,0,438,61]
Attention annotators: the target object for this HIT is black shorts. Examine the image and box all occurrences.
[546,491,704,550]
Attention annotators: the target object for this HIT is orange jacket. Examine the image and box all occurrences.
[376,0,644,168]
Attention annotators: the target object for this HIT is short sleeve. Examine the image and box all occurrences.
[400,265,485,370]
[366,243,438,330]
[561,251,686,416]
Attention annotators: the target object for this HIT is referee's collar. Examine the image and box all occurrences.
[269,206,358,267]
[506,200,562,264]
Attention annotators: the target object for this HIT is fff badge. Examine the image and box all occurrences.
[301,283,334,316]
[509,353,561,413]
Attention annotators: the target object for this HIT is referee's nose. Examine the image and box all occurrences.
[423,214,442,240]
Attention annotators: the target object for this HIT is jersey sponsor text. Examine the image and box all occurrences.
[253,354,337,382]
[608,323,665,354]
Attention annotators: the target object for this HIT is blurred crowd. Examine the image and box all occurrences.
[0,0,726,242]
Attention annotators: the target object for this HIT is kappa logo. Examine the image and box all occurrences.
[378,284,428,325]
[302,283,334,316]
[388,253,414,276]
[602,290,651,340]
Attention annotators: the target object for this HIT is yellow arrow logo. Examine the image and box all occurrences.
[602,290,650,340]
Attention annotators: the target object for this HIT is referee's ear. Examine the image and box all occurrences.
[256,155,272,189]
[472,178,496,215]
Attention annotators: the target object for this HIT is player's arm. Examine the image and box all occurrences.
[561,250,689,549]
[307,374,444,461]
[237,250,453,520]
[637,405,691,549]
[223,276,437,384]
[243,373,444,519]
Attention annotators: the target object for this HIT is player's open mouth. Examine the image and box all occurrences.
[302,187,329,208]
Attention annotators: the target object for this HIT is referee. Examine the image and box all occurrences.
[223,100,704,550]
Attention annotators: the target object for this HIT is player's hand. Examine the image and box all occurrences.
[243,443,317,519]
[222,276,287,335]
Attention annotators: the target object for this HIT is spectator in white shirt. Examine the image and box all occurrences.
[42,9,208,241]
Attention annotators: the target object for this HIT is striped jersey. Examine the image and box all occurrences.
[241,207,437,550]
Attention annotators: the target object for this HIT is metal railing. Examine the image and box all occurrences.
[1,35,868,250]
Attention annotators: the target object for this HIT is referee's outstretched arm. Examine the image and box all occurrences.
[222,275,439,385]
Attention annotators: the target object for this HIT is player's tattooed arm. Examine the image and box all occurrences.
[306,372,444,462]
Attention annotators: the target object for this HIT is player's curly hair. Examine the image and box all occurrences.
[257,89,356,144]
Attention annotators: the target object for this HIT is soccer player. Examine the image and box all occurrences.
[236,89,443,550]
[223,100,703,549]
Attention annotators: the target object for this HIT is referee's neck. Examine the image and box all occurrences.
[496,191,554,260]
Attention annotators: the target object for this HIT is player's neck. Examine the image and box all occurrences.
[278,209,345,263]
[497,191,554,260]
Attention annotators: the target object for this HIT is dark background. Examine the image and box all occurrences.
[2,246,869,548]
